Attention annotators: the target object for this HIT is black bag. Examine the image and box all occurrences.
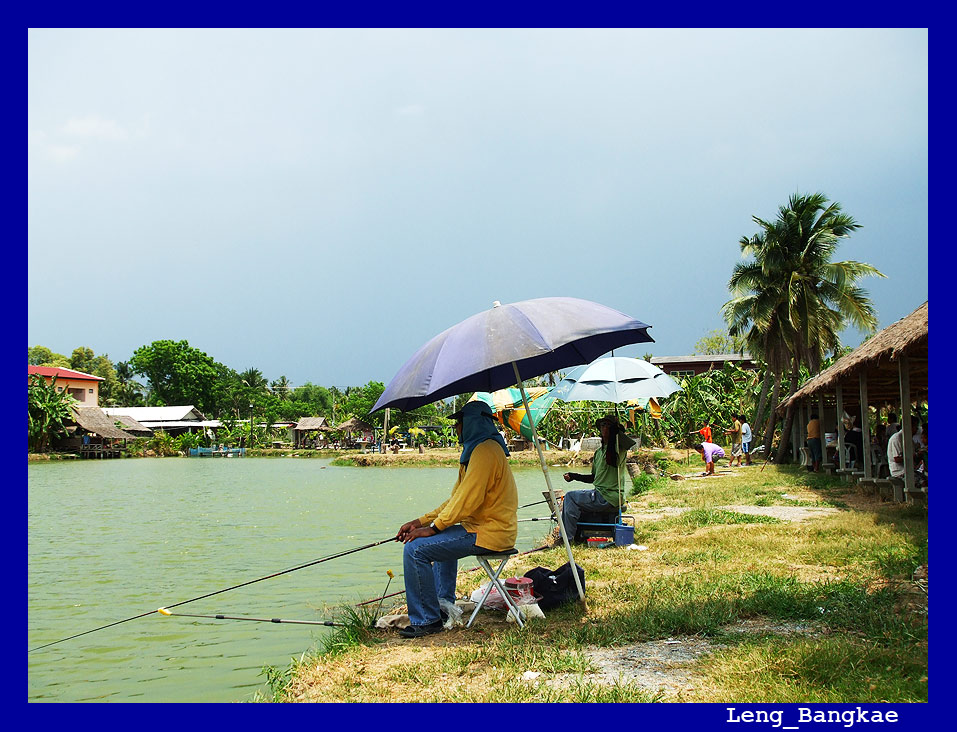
[523,562,585,610]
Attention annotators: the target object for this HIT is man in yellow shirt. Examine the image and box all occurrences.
[396,400,518,638]
[724,416,743,467]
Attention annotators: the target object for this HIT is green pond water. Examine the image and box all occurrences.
[28,457,564,702]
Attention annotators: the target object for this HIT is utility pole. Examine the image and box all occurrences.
[381,408,390,453]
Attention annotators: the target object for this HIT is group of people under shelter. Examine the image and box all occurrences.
[394,401,634,638]
[804,410,927,485]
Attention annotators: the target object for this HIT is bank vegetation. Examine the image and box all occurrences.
[255,463,927,703]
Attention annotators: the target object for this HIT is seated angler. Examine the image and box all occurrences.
[561,415,636,543]
[395,401,518,638]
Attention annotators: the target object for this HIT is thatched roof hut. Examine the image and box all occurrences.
[111,414,153,437]
[335,417,373,433]
[72,406,138,440]
[774,302,927,502]
[295,416,330,431]
[778,301,928,412]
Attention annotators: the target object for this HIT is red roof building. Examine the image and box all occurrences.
[28,365,104,406]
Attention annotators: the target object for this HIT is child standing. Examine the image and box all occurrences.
[739,414,753,466]
[724,416,743,467]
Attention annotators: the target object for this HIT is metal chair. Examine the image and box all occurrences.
[466,549,524,628]
[798,446,813,467]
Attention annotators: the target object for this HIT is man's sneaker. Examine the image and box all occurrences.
[399,620,445,638]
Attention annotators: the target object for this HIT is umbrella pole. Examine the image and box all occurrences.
[512,362,586,603]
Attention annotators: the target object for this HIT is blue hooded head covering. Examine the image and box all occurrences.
[455,400,510,464]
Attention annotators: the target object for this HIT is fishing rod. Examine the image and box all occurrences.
[372,570,395,623]
[355,589,406,607]
[518,516,556,523]
[518,499,549,510]
[29,535,399,653]
[158,610,347,627]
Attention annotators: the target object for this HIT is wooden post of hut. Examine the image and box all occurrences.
[898,355,915,503]
[860,372,872,480]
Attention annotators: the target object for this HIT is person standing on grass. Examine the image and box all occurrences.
[694,441,725,476]
[725,415,743,467]
[806,412,822,473]
[739,414,753,466]
[395,400,517,639]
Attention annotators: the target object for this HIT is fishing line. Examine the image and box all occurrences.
[159,610,347,627]
[28,535,398,653]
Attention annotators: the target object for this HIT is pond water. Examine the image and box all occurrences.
[27,457,564,702]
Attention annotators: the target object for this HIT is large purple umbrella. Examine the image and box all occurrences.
[372,298,653,412]
[372,297,654,603]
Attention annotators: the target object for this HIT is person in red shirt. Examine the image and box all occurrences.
[697,423,713,443]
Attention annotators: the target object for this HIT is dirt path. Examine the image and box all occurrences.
[626,504,841,523]
[540,618,827,699]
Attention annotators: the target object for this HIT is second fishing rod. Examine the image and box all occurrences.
[29,535,399,653]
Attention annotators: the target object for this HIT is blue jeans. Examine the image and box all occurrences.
[403,524,481,627]
[561,488,614,541]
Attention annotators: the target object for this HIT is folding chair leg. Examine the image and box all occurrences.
[467,555,525,629]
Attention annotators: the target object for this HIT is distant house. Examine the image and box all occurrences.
[649,353,757,379]
[294,416,330,447]
[101,405,222,436]
[28,365,103,406]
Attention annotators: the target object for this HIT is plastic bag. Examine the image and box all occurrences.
[470,581,508,610]
[469,578,542,610]
[507,602,545,622]
[439,598,464,628]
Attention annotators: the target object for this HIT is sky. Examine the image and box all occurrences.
[27,28,928,391]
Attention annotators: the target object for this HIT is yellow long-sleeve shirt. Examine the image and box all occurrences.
[417,439,518,552]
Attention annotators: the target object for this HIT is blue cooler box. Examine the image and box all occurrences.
[614,523,635,546]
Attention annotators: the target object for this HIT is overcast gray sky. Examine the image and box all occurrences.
[27,28,928,390]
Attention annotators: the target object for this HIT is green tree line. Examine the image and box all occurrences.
[30,192,885,461]
[28,339,442,436]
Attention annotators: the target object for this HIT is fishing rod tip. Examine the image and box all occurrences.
[387,570,394,578]
[157,607,171,616]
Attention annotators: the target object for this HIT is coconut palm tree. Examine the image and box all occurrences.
[723,193,884,462]
[270,375,291,399]
[239,368,269,392]
[113,361,147,406]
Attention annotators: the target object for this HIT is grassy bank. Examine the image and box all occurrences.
[329,447,594,468]
[258,463,927,703]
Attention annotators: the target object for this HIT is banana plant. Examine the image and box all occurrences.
[28,375,76,453]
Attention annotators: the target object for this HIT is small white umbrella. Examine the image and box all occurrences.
[550,357,682,404]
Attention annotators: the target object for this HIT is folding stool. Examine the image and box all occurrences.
[466,548,524,628]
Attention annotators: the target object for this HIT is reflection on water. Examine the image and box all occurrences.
[28,457,564,702]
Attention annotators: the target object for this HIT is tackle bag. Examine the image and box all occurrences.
[522,562,585,610]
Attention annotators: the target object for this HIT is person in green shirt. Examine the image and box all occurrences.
[561,415,636,542]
